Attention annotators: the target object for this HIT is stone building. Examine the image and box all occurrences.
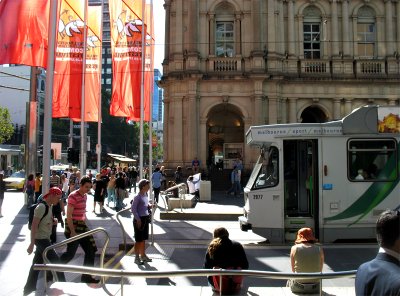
[160,0,400,172]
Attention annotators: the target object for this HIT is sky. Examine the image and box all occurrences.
[152,0,165,73]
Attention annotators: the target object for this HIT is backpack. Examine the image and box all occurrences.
[212,267,243,295]
[26,182,34,195]
[28,201,49,230]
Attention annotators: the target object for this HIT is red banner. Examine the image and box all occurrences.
[52,0,85,119]
[128,2,153,122]
[109,0,143,118]
[0,0,51,67]
[72,5,102,122]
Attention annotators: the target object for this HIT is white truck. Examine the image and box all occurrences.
[239,105,400,243]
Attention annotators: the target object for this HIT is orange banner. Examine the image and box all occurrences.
[0,0,52,67]
[74,4,102,122]
[52,0,85,119]
[128,2,153,122]
[109,0,143,117]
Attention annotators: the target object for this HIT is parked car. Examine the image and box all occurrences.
[4,171,25,191]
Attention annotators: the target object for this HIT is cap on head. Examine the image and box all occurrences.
[138,179,150,190]
[43,187,62,198]
[295,227,317,244]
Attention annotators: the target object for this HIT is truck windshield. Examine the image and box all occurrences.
[247,146,279,190]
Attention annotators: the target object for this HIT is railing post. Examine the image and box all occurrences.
[219,268,223,296]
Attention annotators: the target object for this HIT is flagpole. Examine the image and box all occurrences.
[42,0,58,194]
[80,0,89,177]
[97,0,104,173]
[139,0,146,180]
[148,0,155,246]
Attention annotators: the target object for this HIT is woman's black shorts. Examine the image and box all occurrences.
[133,216,150,242]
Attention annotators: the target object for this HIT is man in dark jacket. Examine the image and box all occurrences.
[355,210,400,296]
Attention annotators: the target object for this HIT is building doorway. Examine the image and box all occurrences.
[301,105,328,123]
[207,103,244,190]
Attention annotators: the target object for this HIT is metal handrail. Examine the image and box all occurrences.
[43,227,110,284]
[35,264,357,296]
[160,183,188,212]
[115,208,132,252]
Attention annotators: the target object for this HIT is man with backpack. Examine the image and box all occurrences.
[24,187,65,296]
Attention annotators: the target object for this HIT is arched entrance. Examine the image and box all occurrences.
[206,103,244,169]
[300,105,328,123]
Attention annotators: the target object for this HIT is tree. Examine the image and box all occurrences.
[0,107,14,144]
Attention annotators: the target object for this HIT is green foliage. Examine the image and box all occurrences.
[0,107,14,144]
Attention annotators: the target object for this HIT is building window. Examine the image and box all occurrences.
[106,68,112,74]
[106,78,112,85]
[357,23,375,58]
[357,6,376,58]
[303,23,320,59]
[216,21,234,57]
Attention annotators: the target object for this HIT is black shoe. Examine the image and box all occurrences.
[82,276,100,284]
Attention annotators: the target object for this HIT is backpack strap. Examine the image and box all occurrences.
[39,201,50,223]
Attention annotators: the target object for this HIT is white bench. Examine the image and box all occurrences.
[167,193,196,210]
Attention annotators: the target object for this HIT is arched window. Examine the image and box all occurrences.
[215,3,235,57]
[303,6,322,59]
[357,6,376,58]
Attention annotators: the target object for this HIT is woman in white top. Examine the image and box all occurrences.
[61,174,69,203]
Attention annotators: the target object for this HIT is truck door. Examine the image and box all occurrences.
[283,140,319,241]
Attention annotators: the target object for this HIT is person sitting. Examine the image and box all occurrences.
[288,227,324,294]
[204,227,249,294]
[355,210,400,296]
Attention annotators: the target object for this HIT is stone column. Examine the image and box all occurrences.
[288,98,297,123]
[287,0,295,56]
[252,0,261,51]
[188,95,197,162]
[344,99,352,115]
[267,0,276,54]
[322,16,328,58]
[331,0,339,56]
[199,117,208,170]
[377,16,385,57]
[209,13,215,55]
[281,98,287,123]
[268,96,278,124]
[175,0,183,54]
[385,0,394,56]
[163,0,171,63]
[297,15,304,58]
[254,96,263,125]
[244,118,253,169]
[397,1,400,54]
[187,0,198,54]
[235,12,242,55]
[352,16,358,57]
[342,0,350,56]
[163,97,170,162]
[333,99,341,120]
[278,0,285,55]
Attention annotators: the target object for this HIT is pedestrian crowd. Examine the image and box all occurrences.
[5,161,396,295]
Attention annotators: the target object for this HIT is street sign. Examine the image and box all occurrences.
[73,124,89,129]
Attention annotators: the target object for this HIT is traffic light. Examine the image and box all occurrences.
[67,148,79,164]
[73,149,80,164]
[67,148,74,163]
